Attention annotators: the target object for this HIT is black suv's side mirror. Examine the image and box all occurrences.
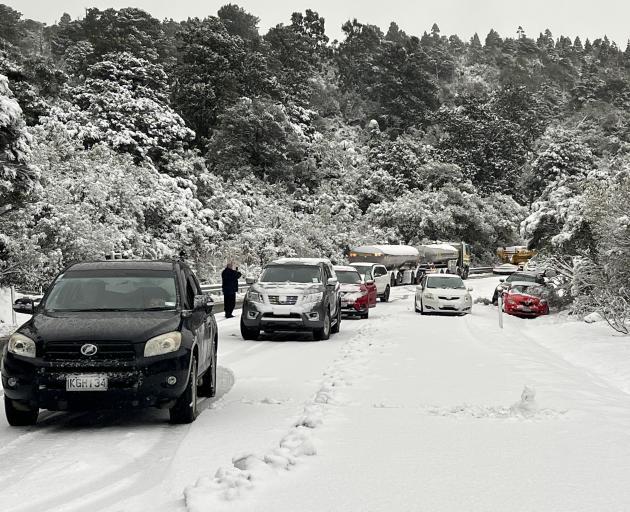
[193,294,214,313]
[245,276,257,285]
[326,277,338,287]
[13,297,35,315]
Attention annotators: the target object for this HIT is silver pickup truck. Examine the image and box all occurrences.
[240,258,341,341]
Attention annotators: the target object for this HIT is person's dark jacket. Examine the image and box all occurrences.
[221,267,242,294]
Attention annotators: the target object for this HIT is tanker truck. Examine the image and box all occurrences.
[348,242,471,287]
[417,242,471,279]
[348,245,421,287]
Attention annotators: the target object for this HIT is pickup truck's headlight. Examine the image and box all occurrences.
[8,333,36,358]
[302,292,323,304]
[423,293,435,299]
[247,290,264,303]
[144,332,182,357]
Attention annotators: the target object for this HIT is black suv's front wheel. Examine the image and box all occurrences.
[4,396,38,426]
[240,317,260,340]
[169,356,198,424]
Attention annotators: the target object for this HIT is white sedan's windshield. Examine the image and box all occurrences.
[426,276,465,289]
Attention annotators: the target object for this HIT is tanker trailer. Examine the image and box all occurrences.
[417,242,471,279]
[348,245,421,286]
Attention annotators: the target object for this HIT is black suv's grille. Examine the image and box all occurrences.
[268,295,298,305]
[43,341,137,362]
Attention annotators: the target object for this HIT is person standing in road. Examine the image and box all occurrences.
[221,261,241,318]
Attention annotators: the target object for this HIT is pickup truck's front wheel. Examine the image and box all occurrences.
[380,285,390,303]
[331,303,341,334]
[4,397,38,426]
[313,311,331,341]
[169,356,198,424]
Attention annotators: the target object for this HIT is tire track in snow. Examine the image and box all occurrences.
[0,367,235,512]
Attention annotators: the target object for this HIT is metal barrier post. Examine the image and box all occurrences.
[10,285,16,325]
[498,293,503,329]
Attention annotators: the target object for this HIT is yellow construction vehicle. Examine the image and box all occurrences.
[496,246,536,266]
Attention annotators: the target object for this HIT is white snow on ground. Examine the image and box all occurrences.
[2,276,630,512]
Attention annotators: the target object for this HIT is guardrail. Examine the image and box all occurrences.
[468,266,494,275]
[200,281,250,296]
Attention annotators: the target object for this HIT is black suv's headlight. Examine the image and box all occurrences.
[144,332,182,357]
[8,333,36,358]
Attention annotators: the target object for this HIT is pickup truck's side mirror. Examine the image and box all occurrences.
[193,294,214,313]
[13,298,34,315]
[245,276,257,285]
[327,277,338,287]
[499,278,505,282]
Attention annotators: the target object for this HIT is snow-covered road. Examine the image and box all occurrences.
[2,276,630,512]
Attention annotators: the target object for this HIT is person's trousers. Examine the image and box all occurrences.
[224,293,236,317]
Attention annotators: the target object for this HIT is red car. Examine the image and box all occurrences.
[334,266,376,319]
[502,282,549,318]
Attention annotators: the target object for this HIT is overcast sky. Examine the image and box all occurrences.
[6,0,630,46]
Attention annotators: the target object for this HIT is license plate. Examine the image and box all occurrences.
[66,374,108,391]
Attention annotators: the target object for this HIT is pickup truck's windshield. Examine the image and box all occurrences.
[44,270,178,312]
[260,265,322,284]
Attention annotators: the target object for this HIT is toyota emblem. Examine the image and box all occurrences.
[80,343,98,356]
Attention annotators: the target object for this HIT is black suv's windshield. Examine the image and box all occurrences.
[44,270,178,312]
[426,276,465,289]
[336,271,362,284]
[260,265,322,284]
[507,273,538,283]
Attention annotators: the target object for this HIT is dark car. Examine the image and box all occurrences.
[1,260,217,426]
[240,258,341,341]
[492,271,544,304]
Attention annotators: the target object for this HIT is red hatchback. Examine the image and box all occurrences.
[334,266,376,319]
[502,282,549,318]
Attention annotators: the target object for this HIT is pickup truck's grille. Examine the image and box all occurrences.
[43,341,137,362]
[268,295,298,305]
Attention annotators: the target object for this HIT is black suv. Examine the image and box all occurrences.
[1,260,217,426]
[240,258,341,341]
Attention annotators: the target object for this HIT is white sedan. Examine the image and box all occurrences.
[415,274,472,315]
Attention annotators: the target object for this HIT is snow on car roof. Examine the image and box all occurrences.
[351,245,419,256]
[334,265,360,272]
[272,257,330,265]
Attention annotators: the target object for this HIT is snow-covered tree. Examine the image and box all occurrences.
[0,74,38,218]
[50,52,193,166]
